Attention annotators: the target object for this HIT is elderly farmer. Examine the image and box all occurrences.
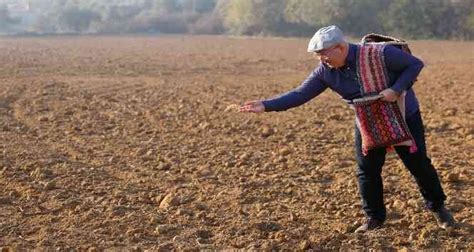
[239,25,455,232]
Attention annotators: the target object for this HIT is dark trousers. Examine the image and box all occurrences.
[355,110,446,221]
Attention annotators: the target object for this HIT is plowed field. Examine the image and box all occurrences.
[0,35,473,250]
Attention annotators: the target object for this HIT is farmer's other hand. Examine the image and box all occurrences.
[380,88,399,102]
[239,100,265,113]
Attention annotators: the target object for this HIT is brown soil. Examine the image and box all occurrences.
[0,35,472,250]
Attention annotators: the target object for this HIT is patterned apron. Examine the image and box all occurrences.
[353,43,417,156]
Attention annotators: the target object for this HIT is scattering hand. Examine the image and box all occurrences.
[239,100,265,113]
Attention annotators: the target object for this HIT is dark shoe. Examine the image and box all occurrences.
[355,218,384,233]
[433,206,456,229]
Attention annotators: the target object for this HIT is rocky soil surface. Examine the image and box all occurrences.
[0,35,472,250]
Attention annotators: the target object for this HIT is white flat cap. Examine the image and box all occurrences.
[307,25,345,53]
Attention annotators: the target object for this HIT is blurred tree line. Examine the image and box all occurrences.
[3,0,473,39]
[0,4,20,31]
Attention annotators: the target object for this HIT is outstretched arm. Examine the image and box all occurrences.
[240,68,327,113]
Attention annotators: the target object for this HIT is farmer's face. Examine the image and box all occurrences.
[313,44,347,68]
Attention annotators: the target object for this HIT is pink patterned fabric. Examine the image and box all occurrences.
[354,44,416,155]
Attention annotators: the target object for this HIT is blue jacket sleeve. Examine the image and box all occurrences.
[262,67,327,112]
[383,45,424,94]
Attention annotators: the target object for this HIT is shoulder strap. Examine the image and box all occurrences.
[356,43,390,95]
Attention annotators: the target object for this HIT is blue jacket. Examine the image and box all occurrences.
[262,43,424,117]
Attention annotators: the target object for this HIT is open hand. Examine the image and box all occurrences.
[239,100,265,113]
[380,88,399,102]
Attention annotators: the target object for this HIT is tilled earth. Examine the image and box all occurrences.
[0,35,472,250]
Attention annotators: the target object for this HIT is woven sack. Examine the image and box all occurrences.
[354,36,417,155]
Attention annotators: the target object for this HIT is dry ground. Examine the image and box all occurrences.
[0,35,473,250]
